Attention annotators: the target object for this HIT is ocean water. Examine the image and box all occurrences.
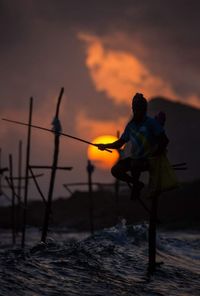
[0,223,199,296]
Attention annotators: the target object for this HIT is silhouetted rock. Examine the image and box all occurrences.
[149,97,200,181]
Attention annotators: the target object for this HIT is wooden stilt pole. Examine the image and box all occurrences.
[9,154,16,245]
[17,140,22,233]
[18,141,22,203]
[115,130,121,223]
[41,88,64,243]
[22,97,33,248]
[0,149,7,192]
[87,160,95,235]
[0,148,2,195]
[114,179,120,223]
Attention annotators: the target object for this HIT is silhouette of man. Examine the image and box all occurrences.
[97,93,169,199]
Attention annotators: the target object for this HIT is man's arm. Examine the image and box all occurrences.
[154,132,169,155]
[96,138,126,151]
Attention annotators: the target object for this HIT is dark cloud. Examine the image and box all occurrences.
[35,1,200,42]
[1,0,200,118]
[29,0,200,99]
[0,0,34,50]
[2,0,200,53]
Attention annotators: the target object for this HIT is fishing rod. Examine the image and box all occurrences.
[2,118,112,153]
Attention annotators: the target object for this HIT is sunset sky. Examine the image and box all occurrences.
[0,0,200,199]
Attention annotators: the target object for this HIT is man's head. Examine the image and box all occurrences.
[132,93,147,122]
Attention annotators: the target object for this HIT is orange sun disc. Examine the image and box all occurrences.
[87,135,119,170]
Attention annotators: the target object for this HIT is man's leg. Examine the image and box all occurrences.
[130,159,148,199]
[111,158,148,199]
[111,157,133,183]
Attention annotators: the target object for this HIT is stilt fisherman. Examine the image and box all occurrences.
[97,93,169,199]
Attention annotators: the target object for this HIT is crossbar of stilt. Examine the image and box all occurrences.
[29,167,47,205]
[7,173,43,180]
[30,165,72,170]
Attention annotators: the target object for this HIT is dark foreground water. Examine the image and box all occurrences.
[0,223,199,296]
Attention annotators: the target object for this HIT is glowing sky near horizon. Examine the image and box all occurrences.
[87,135,119,169]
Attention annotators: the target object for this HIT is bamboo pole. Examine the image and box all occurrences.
[0,149,7,190]
[114,180,120,223]
[114,130,121,223]
[87,160,95,235]
[2,118,112,153]
[41,87,64,243]
[9,154,16,245]
[17,140,22,233]
[0,148,2,195]
[22,97,33,248]
[18,141,22,202]
[5,177,23,205]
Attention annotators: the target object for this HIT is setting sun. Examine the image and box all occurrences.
[87,135,119,170]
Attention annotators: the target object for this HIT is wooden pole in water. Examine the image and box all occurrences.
[17,140,22,233]
[41,87,64,243]
[0,148,1,193]
[22,97,33,248]
[115,130,121,223]
[87,160,95,235]
[148,193,159,273]
[17,141,22,204]
[114,179,120,223]
[9,154,16,245]
[0,149,7,192]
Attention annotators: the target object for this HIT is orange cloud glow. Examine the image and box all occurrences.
[79,33,179,104]
[75,111,127,141]
[79,33,200,109]
[184,95,200,109]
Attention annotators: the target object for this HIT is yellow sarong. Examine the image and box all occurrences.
[148,153,179,195]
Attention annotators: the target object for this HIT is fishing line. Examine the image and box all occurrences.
[2,118,112,153]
